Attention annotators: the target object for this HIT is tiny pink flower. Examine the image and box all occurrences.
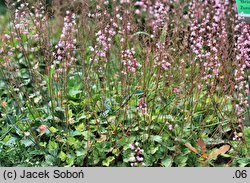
[129,144,135,150]
[173,87,180,94]
[1,101,7,108]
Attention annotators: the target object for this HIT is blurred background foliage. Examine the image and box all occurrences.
[0,0,6,15]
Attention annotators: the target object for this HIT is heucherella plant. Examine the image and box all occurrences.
[234,15,250,132]
[53,11,77,80]
[189,0,249,140]
[0,2,48,112]
[121,48,141,74]
[0,0,249,167]
[128,142,145,167]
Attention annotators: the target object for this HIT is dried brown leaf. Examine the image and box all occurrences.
[201,153,208,159]
[185,143,198,154]
[197,138,207,152]
[208,145,230,160]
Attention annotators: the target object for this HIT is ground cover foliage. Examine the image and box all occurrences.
[0,0,249,167]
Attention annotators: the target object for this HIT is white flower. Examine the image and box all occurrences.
[128,157,136,162]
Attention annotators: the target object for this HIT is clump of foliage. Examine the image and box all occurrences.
[0,0,249,167]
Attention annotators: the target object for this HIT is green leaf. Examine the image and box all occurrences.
[174,155,188,167]
[76,113,87,122]
[75,123,85,132]
[162,156,173,167]
[4,136,16,146]
[150,145,159,154]
[112,148,119,156]
[21,138,34,147]
[48,141,58,150]
[49,126,58,133]
[119,136,136,150]
[167,146,176,151]
[244,128,250,144]
[76,149,87,157]
[220,153,231,158]
[69,130,82,136]
[34,96,42,104]
[45,154,55,166]
[67,136,77,146]
[150,135,162,143]
[66,153,75,166]
[134,90,144,96]
[69,90,82,96]
[102,156,115,167]
[39,142,47,147]
[59,151,67,161]
[144,153,154,166]
[236,158,250,167]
